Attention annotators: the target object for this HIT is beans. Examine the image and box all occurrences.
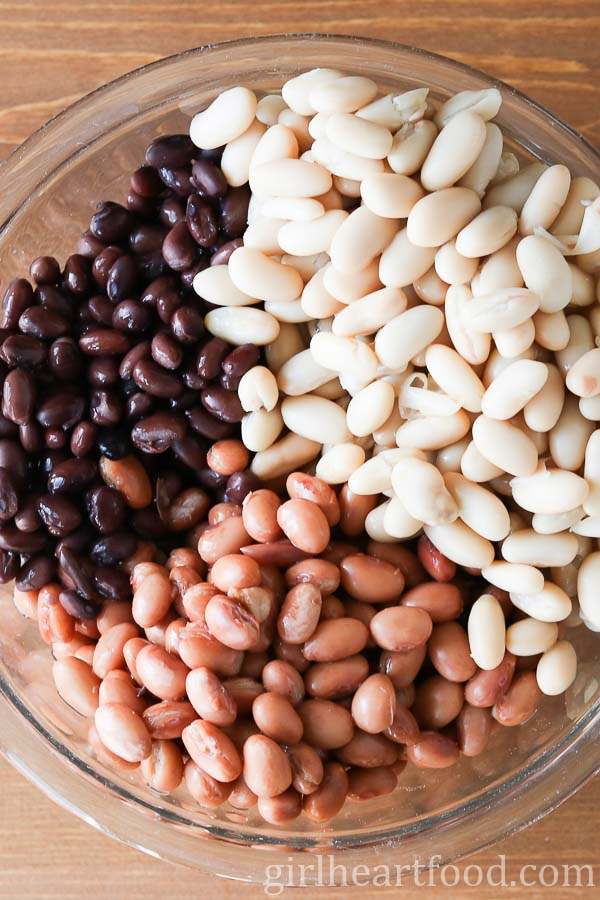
[339,554,404,603]
[347,765,398,801]
[304,617,369,662]
[492,671,541,726]
[336,730,398,767]
[351,674,396,734]
[370,607,432,652]
[277,582,322,644]
[286,742,324,794]
[242,733,292,798]
[94,703,152,762]
[305,654,369,699]
[252,691,304,744]
[93,622,140,679]
[406,732,460,768]
[140,739,184,793]
[277,498,330,554]
[52,657,100,717]
[303,761,348,822]
[99,670,146,714]
[182,719,242,783]
[132,571,172,628]
[412,675,464,729]
[428,622,476,682]
[536,640,577,696]
[298,698,354,750]
[142,700,197,739]
[262,659,305,705]
[186,667,237,725]
[205,593,260,650]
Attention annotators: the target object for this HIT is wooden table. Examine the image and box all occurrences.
[0,2,598,897]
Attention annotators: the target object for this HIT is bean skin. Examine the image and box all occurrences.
[88,723,140,772]
[286,742,324,795]
[242,734,292,798]
[182,719,242,783]
[370,607,433,651]
[303,762,348,822]
[223,677,264,716]
[140,739,184,792]
[386,703,420,745]
[177,621,244,675]
[492,671,541,726]
[303,617,369,662]
[297,699,354,749]
[205,594,260,650]
[184,758,233,808]
[94,702,152,763]
[257,788,303,825]
[227,775,258,810]
[285,558,340,595]
[186,667,237,725]
[132,571,172,628]
[241,489,283,543]
[465,652,517,708]
[198,516,251,565]
[142,700,197,739]
[99,670,147,715]
[277,582,322,644]
[209,553,261,593]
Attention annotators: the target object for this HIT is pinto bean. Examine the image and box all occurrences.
[252,691,304,744]
[406,732,460,768]
[135,643,189,701]
[186,666,237,725]
[277,582,322,644]
[262,659,305,705]
[242,734,292,798]
[370,607,433,651]
[428,621,477,682]
[412,676,464,730]
[401,582,463,622]
[94,702,152,763]
[340,553,405,603]
[184,758,233,808]
[305,655,369,699]
[286,472,340,526]
[379,644,427,688]
[140,739,184,792]
[286,742,324,795]
[465,651,516,707]
[303,762,348,822]
[142,700,197,739]
[303,617,369,661]
[335,730,399,768]
[492,671,541,726]
[297,699,354,749]
[347,765,398,801]
[457,704,493,756]
[182,719,242,783]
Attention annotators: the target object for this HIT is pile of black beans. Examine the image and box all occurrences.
[0,134,261,615]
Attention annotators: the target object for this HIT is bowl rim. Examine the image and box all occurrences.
[0,31,599,872]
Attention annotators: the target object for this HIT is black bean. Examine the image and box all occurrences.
[220,186,250,238]
[0,414,18,438]
[79,328,130,356]
[169,387,202,409]
[36,389,85,428]
[130,225,168,255]
[180,258,209,290]
[90,201,134,243]
[119,341,151,380]
[86,485,127,534]
[197,468,228,491]
[105,255,138,302]
[57,546,97,600]
[45,427,67,449]
[146,134,196,169]
[171,306,204,343]
[158,166,194,196]
[1,279,34,329]
[186,193,219,247]
[48,337,82,381]
[0,549,19,583]
[151,332,183,370]
[90,390,124,426]
[87,356,120,387]
[156,290,182,324]
[162,221,197,271]
[0,466,19,520]
[39,449,69,477]
[96,426,130,461]
[126,391,154,421]
[210,238,243,267]
[191,159,228,198]
[126,191,156,218]
[0,335,47,368]
[226,470,261,504]
[0,439,27,482]
[30,256,61,286]
[18,306,69,341]
[16,554,57,591]
[131,165,164,197]
[141,275,177,307]
[137,250,170,283]
[19,422,44,453]
[55,524,94,556]
[70,421,97,458]
[77,231,106,259]
[200,385,244,423]
[0,525,46,554]
[48,458,98,493]
[159,196,186,228]
[90,532,137,565]
[196,336,228,379]
[219,370,242,391]
[36,285,73,319]
[155,472,182,514]
[58,589,99,620]
[112,299,151,334]
[133,358,182,399]
[131,411,187,454]
[94,566,132,602]
[171,434,207,470]
[88,295,117,326]
[37,494,82,536]
[63,254,92,295]
[92,245,124,289]
[2,368,35,425]
[131,507,166,540]
[186,406,233,441]
[222,343,260,378]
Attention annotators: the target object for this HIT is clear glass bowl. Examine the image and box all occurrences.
[0,34,598,883]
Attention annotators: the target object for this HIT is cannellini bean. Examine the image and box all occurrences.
[551,175,600,234]
[375,305,444,370]
[263,197,324,222]
[456,206,517,258]
[383,495,423,538]
[444,284,491,365]
[566,348,600,398]
[332,287,407,337]
[281,395,351,444]
[392,457,457,526]
[316,443,366,484]
[536,641,577,695]
[460,440,504,482]
[583,430,600,516]
[228,247,303,302]
[256,93,287,125]
[424,520,494,569]
[569,264,595,307]
[251,124,299,168]
[395,410,471,451]
[459,122,504,197]
[556,315,594,374]
[468,593,506,670]
[407,187,482,248]
[348,447,424,495]
[190,86,257,149]
[516,234,573,313]
[326,113,393,159]
[436,437,471,474]
[482,561,544,594]
[380,228,437,288]
[346,380,395,437]
[277,349,336,396]
[434,88,502,128]
[413,267,448,306]
[250,158,332,198]
[577,551,600,627]
[502,528,578,567]
[579,395,600,420]
[472,415,538,477]
[523,363,564,433]
[360,172,424,218]
[434,240,479,286]
[493,319,536,359]
[511,463,589,514]
[506,618,558,656]
[426,345,485,413]
[444,472,510,540]
[244,216,287,254]
[478,238,523,294]
[324,258,382,301]
[532,507,584,535]
[388,119,438,176]
[221,119,267,187]
[420,111,487,192]
[281,68,342,116]
[481,359,548,420]
[278,210,348,256]
[549,393,594,471]
[465,287,540,333]
[310,332,379,381]
[310,75,378,114]
[357,88,429,129]
[301,268,344,319]
[518,164,571,234]
[491,151,520,184]
[510,581,572,622]
[241,407,284,452]
[204,306,280,346]
[238,366,279,412]
[483,162,547,213]
[193,265,257,307]
[265,322,305,374]
[532,310,571,352]
[330,206,398,274]
[250,432,321,480]
[312,136,385,179]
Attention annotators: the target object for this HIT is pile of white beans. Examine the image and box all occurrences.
[190,69,600,699]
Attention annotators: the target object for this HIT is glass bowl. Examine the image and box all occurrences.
[0,34,598,884]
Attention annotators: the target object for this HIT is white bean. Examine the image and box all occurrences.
[360,172,424,218]
[221,119,266,187]
[468,593,506,671]
[375,305,444,371]
[494,320,536,358]
[478,238,523,294]
[241,407,284,452]
[332,287,407,338]
[395,411,471,451]
[407,187,482,248]
[434,240,479,286]
[436,437,471,475]
[425,344,484,413]
[556,315,594,374]
[316,443,366,484]
[244,217,288,255]
[572,516,600,537]
[510,582,572,623]
[265,322,306,374]
[511,463,589,514]
[357,88,429,129]
[276,348,336,396]
[532,507,584,535]
[455,206,517,258]
[464,287,540,333]
[425,519,495,569]
[551,175,600,235]
[583,430,600,516]
[481,359,548,420]
[238,366,279,413]
[458,122,504,197]
[190,86,257,149]
[568,263,595,308]
[577,551,600,628]
[506,618,558,656]
[330,206,398,274]
[502,528,578,567]
[204,306,280,346]
[310,76,378,114]
[301,268,344,319]
[566,348,600,399]
[523,363,564,433]
[281,395,351,444]
[549,393,594,471]
[365,501,397,543]
[533,310,570,352]
[281,68,342,115]
[483,561,544,594]
[193,265,257,307]
[346,380,396,437]
[483,163,546,213]
[251,432,321,480]
[518,164,571,235]
[278,109,316,153]
[348,448,425,495]
[444,471,510,540]
[326,113,392,159]
[471,415,538,477]
[387,119,438,175]
[391,457,458,526]
[249,159,332,198]
[324,258,382,301]
[383,495,423,539]
[536,641,577,695]
[516,234,573,313]
[256,94,287,126]
[379,228,437,288]
[251,124,298,168]
[434,88,502,128]
[420,111,487,192]
[310,332,379,381]
[445,284,491,365]
[281,251,329,282]
[312,136,386,180]
[460,440,504,482]
[278,209,347,256]
[262,197,324,221]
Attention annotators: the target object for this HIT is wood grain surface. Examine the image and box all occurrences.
[0,1,598,897]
